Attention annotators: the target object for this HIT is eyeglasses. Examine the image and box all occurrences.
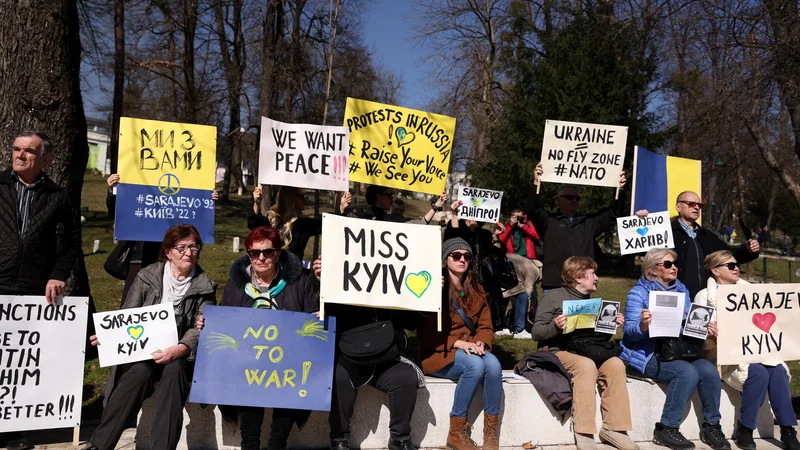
[173,244,200,254]
[247,248,278,259]
[560,195,581,201]
[657,260,676,269]
[449,252,473,262]
[678,200,705,209]
[716,262,739,270]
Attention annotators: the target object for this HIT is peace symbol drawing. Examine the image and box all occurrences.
[158,173,181,196]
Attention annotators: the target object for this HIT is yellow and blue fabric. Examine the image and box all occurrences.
[632,146,702,224]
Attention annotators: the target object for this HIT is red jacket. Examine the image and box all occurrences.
[499,215,540,259]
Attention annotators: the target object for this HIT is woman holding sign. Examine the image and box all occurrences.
[532,256,637,450]
[621,248,729,450]
[694,250,799,450]
[418,238,502,450]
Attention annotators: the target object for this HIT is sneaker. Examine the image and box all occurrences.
[513,330,532,339]
[700,422,731,450]
[733,422,755,450]
[494,329,512,336]
[781,426,800,450]
[652,422,695,449]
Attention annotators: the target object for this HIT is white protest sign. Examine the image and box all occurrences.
[617,211,675,255]
[457,186,503,223]
[717,284,800,365]
[0,296,88,433]
[647,291,685,338]
[540,120,628,188]
[93,304,179,368]
[321,214,442,313]
[258,116,350,191]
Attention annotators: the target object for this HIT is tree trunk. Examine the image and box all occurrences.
[109,0,125,174]
[183,0,198,123]
[258,0,285,212]
[766,182,779,230]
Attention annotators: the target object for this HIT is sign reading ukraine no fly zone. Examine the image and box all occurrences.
[115,117,217,243]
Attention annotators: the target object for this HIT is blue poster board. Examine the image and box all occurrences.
[190,306,336,411]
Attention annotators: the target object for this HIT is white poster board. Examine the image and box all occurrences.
[540,120,628,188]
[320,214,442,313]
[456,187,503,223]
[258,117,350,191]
[595,300,620,335]
[616,211,675,255]
[647,291,685,338]
[0,296,89,433]
[717,283,800,365]
[93,304,179,368]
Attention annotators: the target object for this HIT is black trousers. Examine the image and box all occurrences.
[238,407,309,450]
[328,360,418,443]
[90,358,193,450]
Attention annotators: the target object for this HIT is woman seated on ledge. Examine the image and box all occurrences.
[694,250,799,450]
[532,256,637,450]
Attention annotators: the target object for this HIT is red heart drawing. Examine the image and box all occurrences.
[752,312,777,333]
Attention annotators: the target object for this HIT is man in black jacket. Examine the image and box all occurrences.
[671,191,759,298]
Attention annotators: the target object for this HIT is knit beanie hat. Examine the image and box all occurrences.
[442,238,472,263]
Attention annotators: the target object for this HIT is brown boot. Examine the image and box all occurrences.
[447,416,480,450]
[483,414,499,450]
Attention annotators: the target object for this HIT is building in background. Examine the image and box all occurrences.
[86,117,111,175]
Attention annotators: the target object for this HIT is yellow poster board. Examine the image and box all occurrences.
[343,98,455,195]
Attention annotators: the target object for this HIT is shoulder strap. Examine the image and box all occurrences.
[451,298,476,336]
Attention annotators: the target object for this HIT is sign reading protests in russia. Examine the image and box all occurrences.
[0,296,89,433]
[321,214,442,313]
[616,211,675,255]
[115,117,217,243]
[92,304,179,368]
[716,284,800,365]
[540,120,628,188]
[190,306,336,411]
[258,117,350,191]
[343,98,455,195]
[457,187,503,223]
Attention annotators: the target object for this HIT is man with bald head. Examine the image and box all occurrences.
[671,191,759,298]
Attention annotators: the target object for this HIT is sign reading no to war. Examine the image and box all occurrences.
[258,117,350,191]
[616,211,675,255]
[717,284,800,365]
[540,120,628,188]
[92,304,179,368]
[457,187,503,223]
[116,117,217,243]
[343,98,455,195]
[0,296,88,433]
[190,306,336,411]
[321,214,442,313]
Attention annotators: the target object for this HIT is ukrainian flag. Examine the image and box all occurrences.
[631,146,702,223]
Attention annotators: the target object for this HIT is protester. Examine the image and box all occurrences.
[670,192,759,298]
[389,198,411,222]
[85,224,216,450]
[621,248,728,450]
[418,238,501,450]
[313,256,423,450]
[694,250,799,450]
[760,225,771,248]
[498,208,540,260]
[532,256,637,450]
[503,253,541,339]
[362,184,447,225]
[781,234,794,256]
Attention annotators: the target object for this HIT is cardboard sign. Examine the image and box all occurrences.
[717,284,800,365]
[343,98,455,195]
[190,306,336,411]
[321,214,442,313]
[617,211,675,255]
[0,296,89,433]
[258,117,350,191]
[683,304,713,340]
[595,300,620,335]
[92,304,179,368]
[457,187,503,223]
[540,120,628,188]
[563,298,601,334]
[115,117,217,243]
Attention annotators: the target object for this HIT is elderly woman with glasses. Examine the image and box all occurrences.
[621,248,728,450]
[694,250,799,450]
[85,224,217,450]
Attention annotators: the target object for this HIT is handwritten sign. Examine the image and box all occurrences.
[258,117,350,191]
[0,296,88,433]
[595,300,620,335]
[92,304,179,368]
[616,211,674,255]
[343,98,455,195]
[321,214,442,313]
[115,117,217,243]
[563,298,601,334]
[457,187,503,223]
[717,284,800,365]
[190,306,336,411]
[540,120,627,188]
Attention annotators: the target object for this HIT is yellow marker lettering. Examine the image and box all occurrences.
[283,369,296,388]
[253,345,270,360]
[244,326,263,339]
[264,325,279,341]
[245,369,266,386]
[269,346,283,363]
[265,370,281,388]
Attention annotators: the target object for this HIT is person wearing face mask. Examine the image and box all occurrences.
[694,250,799,450]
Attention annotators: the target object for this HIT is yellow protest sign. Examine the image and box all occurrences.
[343,98,455,195]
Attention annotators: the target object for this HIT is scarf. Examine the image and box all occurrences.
[245,265,287,309]
[653,279,678,292]
[162,264,195,309]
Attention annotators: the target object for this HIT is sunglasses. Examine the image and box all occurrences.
[678,200,705,209]
[561,195,581,201]
[247,248,278,259]
[657,260,677,269]
[716,262,739,270]
[450,252,473,262]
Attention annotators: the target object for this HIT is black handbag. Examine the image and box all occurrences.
[338,320,399,366]
[656,335,704,362]
[563,334,623,366]
[481,253,519,290]
[104,241,135,280]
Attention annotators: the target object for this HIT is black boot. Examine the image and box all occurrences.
[700,422,731,450]
[330,440,351,450]
[733,422,756,450]
[653,422,695,449]
[388,436,417,450]
[781,426,800,450]
[5,438,34,450]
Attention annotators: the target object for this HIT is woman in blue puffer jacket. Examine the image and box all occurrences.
[621,248,728,450]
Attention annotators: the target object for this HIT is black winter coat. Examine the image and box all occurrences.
[0,168,81,295]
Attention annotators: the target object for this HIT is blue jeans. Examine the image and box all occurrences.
[740,364,798,429]
[641,356,721,428]
[430,350,502,417]
[511,291,529,333]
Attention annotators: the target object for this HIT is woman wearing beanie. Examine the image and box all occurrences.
[418,238,502,450]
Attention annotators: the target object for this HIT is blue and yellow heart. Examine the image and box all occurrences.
[470,197,487,207]
[405,271,432,298]
[127,325,145,340]
[635,227,649,236]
